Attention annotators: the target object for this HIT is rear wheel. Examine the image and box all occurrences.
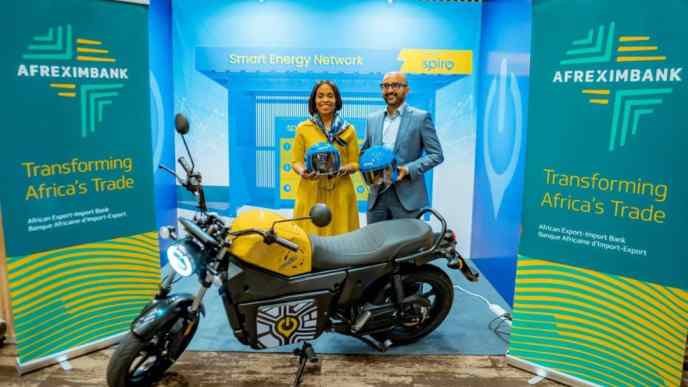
[371,265,454,346]
[106,315,199,387]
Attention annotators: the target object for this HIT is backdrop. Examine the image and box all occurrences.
[169,0,523,356]
[171,0,480,258]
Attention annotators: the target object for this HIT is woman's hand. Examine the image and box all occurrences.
[301,170,317,180]
[293,163,317,180]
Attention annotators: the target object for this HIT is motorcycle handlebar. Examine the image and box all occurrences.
[179,217,218,247]
[274,236,299,252]
[158,164,185,186]
[178,156,192,175]
[229,228,300,252]
[158,164,205,212]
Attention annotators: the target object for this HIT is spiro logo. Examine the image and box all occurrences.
[552,22,682,151]
[423,59,455,72]
[276,316,300,339]
[15,24,129,138]
[256,301,317,347]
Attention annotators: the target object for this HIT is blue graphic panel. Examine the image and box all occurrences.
[471,0,531,305]
[149,0,175,265]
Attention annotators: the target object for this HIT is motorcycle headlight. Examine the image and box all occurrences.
[167,244,195,277]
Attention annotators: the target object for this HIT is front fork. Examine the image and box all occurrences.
[190,286,208,313]
[134,248,227,340]
[158,247,226,307]
[154,265,178,300]
[189,247,226,313]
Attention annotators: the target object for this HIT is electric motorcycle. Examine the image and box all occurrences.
[106,114,480,387]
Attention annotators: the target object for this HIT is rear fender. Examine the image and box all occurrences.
[131,293,205,340]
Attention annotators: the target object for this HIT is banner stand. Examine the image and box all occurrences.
[508,0,688,384]
[16,332,125,375]
[508,356,597,387]
[3,0,160,374]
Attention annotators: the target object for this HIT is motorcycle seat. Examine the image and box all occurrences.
[309,219,433,271]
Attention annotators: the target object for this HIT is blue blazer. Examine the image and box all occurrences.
[362,105,444,211]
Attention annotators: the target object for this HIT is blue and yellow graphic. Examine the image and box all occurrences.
[8,232,160,363]
[510,257,688,387]
[18,24,126,138]
[554,22,681,151]
[561,22,668,65]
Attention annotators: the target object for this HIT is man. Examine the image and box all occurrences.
[362,71,444,223]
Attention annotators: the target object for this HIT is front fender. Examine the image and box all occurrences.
[131,293,205,340]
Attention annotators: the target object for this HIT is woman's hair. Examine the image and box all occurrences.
[308,80,343,116]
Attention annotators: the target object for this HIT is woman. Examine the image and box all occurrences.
[291,80,360,236]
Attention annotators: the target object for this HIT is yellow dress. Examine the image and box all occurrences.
[292,120,360,236]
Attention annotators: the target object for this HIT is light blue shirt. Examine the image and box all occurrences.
[382,103,407,150]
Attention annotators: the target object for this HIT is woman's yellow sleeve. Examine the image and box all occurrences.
[346,125,360,169]
[292,124,306,166]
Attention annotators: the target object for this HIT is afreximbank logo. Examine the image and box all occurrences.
[552,22,682,151]
[15,24,129,138]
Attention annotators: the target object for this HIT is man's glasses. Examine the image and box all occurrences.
[379,82,407,90]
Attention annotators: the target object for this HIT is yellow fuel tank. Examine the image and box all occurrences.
[228,209,312,276]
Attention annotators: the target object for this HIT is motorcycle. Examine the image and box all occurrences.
[106,114,480,387]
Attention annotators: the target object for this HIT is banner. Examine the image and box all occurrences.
[1,0,158,372]
[509,0,688,385]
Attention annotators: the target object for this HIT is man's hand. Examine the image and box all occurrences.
[337,163,357,176]
[397,165,409,181]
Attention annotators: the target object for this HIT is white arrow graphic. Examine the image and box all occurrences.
[483,58,523,219]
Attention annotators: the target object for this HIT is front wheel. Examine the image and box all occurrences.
[372,265,454,346]
[106,315,199,387]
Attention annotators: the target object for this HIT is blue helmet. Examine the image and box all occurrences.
[305,142,341,176]
[359,145,398,186]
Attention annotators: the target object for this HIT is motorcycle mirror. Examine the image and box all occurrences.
[309,203,331,228]
[175,113,190,135]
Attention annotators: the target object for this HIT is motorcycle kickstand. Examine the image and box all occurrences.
[292,342,319,387]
